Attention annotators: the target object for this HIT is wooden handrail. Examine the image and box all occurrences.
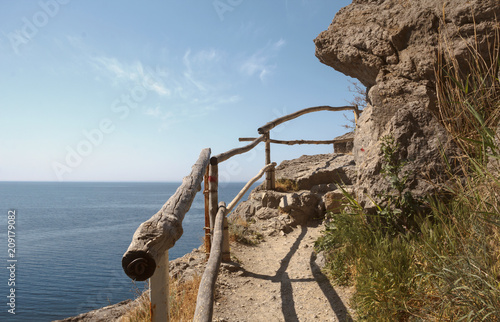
[122,148,211,281]
[194,202,226,322]
[257,105,357,134]
[227,162,277,213]
[212,135,265,163]
[238,137,354,145]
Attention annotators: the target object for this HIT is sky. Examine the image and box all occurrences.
[0,0,358,183]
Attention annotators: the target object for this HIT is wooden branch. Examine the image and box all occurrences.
[122,148,211,281]
[257,105,356,134]
[193,202,226,322]
[239,138,353,145]
[212,135,265,163]
[226,162,277,213]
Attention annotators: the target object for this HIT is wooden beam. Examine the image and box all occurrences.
[238,138,353,145]
[193,202,226,322]
[264,132,273,190]
[257,105,356,134]
[213,135,265,163]
[122,148,211,281]
[226,162,277,213]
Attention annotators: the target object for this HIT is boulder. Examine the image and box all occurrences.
[314,0,499,208]
[279,191,323,225]
[323,188,355,214]
[275,153,356,191]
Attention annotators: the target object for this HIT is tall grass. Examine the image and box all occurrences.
[120,274,202,322]
[316,21,500,321]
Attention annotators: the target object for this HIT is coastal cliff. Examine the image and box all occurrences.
[315,0,500,208]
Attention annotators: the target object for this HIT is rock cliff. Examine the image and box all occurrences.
[314,0,499,207]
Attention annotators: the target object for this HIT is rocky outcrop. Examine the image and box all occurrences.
[232,153,355,228]
[275,153,356,190]
[314,0,499,207]
[333,131,354,154]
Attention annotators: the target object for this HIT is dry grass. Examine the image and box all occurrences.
[274,179,299,192]
[435,19,500,156]
[120,274,202,322]
[228,214,263,245]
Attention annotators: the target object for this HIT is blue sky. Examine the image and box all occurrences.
[0,0,357,182]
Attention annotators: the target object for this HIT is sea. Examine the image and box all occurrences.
[0,181,257,322]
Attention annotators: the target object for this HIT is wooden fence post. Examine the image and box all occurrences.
[222,216,230,262]
[353,104,360,126]
[150,250,169,322]
[208,158,219,247]
[264,132,275,190]
[203,165,211,257]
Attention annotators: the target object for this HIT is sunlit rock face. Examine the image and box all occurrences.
[315,0,499,207]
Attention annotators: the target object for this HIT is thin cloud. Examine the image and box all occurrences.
[90,56,171,96]
[240,38,286,82]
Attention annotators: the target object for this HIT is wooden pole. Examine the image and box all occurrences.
[194,202,226,322]
[150,250,169,322]
[213,135,265,163]
[353,104,360,126]
[238,137,353,145]
[208,158,219,246]
[122,148,211,281]
[257,105,356,134]
[226,162,277,213]
[222,216,230,262]
[264,132,274,190]
[203,165,211,257]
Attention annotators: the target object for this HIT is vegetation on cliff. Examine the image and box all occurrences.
[315,25,500,321]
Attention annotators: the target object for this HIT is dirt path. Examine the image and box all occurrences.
[212,221,354,322]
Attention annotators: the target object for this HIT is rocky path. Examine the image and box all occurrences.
[213,221,354,322]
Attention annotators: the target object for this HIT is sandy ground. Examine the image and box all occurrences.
[212,221,354,322]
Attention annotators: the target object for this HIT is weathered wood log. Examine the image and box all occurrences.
[239,137,353,145]
[257,105,357,134]
[122,148,211,281]
[226,162,277,213]
[193,202,226,322]
[264,132,273,190]
[222,216,230,262]
[208,160,218,247]
[212,135,265,163]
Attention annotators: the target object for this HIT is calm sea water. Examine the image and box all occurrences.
[0,181,256,322]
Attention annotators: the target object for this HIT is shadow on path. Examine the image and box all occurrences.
[310,252,353,321]
[239,224,351,321]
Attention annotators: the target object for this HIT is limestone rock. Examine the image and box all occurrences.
[315,0,499,208]
[333,131,354,154]
[279,191,322,225]
[323,188,354,214]
[275,153,356,191]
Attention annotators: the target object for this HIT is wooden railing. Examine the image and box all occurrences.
[121,105,360,322]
